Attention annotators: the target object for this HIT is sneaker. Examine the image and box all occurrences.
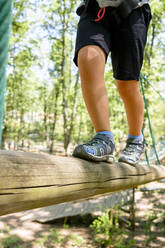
[73,133,115,163]
[118,137,146,165]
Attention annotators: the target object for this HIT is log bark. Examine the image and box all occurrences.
[0,150,165,216]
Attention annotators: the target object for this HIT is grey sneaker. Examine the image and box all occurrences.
[73,133,115,163]
[118,137,146,165]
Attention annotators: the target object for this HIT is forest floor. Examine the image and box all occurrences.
[0,180,165,248]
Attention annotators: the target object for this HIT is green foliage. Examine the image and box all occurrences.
[35,229,64,247]
[34,228,85,248]
[69,234,84,247]
[49,229,64,244]
[89,209,133,248]
[1,0,164,152]
[143,210,158,246]
[0,234,23,248]
[142,0,165,143]
[35,235,49,247]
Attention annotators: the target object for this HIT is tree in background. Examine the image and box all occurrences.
[2,0,165,154]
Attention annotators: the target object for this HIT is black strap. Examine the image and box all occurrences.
[76,0,92,16]
[117,0,140,18]
[80,0,142,22]
[84,0,90,10]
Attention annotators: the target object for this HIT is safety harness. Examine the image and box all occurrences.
[77,0,149,23]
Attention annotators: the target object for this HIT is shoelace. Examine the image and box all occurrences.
[86,137,106,146]
[123,143,143,155]
[95,7,106,22]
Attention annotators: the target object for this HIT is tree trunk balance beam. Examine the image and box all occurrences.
[0,150,165,217]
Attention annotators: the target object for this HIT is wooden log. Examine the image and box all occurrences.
[0,150,165,217]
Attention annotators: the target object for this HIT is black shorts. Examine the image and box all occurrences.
[73,2,152,81]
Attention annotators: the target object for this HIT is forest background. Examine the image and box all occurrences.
[2,0,165,156]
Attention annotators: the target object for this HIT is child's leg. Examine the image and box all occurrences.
[111,5,151,165]
[116,80,146,165]
[78,45,110,132]
[73,45,115,162]
[73,5,116,162]
[116,80,144,136]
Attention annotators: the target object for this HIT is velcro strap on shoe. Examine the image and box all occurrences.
[94,133,115,148]
[127,138,144,145]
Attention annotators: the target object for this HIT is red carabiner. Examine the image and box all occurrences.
[95,7,106,22]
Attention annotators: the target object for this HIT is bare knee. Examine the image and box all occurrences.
[78,45,106,69]
[116,80,140,99]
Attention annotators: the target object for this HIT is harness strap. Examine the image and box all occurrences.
[95,7,106,22]
[118,0,140,18]
[94,0,143,23]
[76,0,147,23]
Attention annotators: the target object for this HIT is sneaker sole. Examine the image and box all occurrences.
[118,151,146,165]
[118,157,141,165]
[73,146,114,163]
[74,153,115,163]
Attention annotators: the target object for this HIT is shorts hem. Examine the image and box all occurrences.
[114,73,140,81]
[73,43,109,66]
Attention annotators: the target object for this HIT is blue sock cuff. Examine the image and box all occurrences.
[97,131,114,139]
[128,134,143,140]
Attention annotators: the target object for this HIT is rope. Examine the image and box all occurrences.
[140,75,161,165]
[141,73,165,103]
[142,129,150,166]
[0,0,12,146]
